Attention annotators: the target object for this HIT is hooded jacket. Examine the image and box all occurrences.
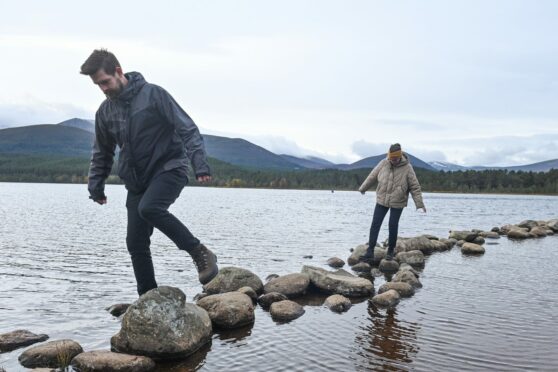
[88,72,210,199]
[358,153,425,209]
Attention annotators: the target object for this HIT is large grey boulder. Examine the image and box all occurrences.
[0,330,48,352]
[371,289,400,307]
[263,273,310,298]
[71,350,155,372]
[257,292,288,310]
[203,267,263,295]
[395,250,425,267]
[461,242,485,255]
[197,292,254,329]
[270,300,305,321]
[378,282,415,298]
[111,286,212,360]
[324,294,352,313]
[18,340,83,369]
[326,257,345,268]
[449,231,478,242]
[393,270,422,288]
[301,266,373,297]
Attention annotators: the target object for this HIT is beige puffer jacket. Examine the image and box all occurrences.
[358,153,425,209]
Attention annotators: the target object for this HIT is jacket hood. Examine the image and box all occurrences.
[115,71,147,102]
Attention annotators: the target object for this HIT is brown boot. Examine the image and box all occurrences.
[190,244,219,285]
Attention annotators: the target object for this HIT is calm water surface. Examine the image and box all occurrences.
[1,183,557,371]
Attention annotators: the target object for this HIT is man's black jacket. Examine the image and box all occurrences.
[88,72,210,200]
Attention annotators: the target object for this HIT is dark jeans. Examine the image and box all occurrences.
[367,203,403,257]
[126,167,200,296]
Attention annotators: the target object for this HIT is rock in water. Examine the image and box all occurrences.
[379,259,399,273]
[197,292,255,329]
[203,267,264,295]
[263,273,310,298]
[270,300,305,321]
[111,286,212,361]
[301,266,373,297]
[449,231,478,242]
[18,339,83,369]
[378,282,415,298]
[71,350,155,372]
[461,242,485,255]
[0,330,49,352]
[257,292,288,310]
[324,294,352,313]
[371,289,400,307]
[106,303,131,317]
[395,250,425,267]
[327,257,345,268]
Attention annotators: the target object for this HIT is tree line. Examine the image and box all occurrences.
[0,154,557,195]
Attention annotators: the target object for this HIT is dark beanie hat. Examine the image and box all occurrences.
[389,143,401,153]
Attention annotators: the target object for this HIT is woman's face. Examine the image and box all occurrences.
[389,157,401,166]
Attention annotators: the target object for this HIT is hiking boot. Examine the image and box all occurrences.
[359,250,374,264]
[385,250,395,261]
[191,244,219,285]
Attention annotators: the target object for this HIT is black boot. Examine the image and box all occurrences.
[385,248,395,261]
[190,244,219,285]
[359,246,374,264]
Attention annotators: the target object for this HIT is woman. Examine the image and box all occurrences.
[358,143,426,262]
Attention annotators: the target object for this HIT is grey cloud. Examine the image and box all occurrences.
[351,140,447,162]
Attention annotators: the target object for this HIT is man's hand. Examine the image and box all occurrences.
[95,197,107,205]
[197,175,212,183]
[360,190,365,195]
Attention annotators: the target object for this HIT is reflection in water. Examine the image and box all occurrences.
[354,305,420,371]
[154,342,211,372]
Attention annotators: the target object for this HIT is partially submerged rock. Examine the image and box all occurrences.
[395,250,425,267]
[351,262,371,273]
[518,220,538,230]
[324,294,352,313]
[378,282,415,298]
[106,303,131,317]
[379,259,399,273]
[71,350,155,372]
[257,292,288,310]
[197,292,255,329]
[529,226,548,237]
[18,339,83,369]
[507,228,530,239]
[203,267,264,295]
[301,266,373,297]
[461,242,485,255]
[111,286,212,360]
[270,300,305,321]
[479,231,500,239]
[393,270,422,288]
[326,257,345,268]
[237,286,258,303]
[0,330,48,353]
[448,230,478,242]
[371,289,400,307]
[263,273,310,298]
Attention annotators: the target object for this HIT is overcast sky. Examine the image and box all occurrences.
[1,0,557,166]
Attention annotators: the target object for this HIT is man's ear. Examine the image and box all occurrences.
[115,66,124,77]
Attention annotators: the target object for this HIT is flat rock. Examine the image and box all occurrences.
[106,304,131,317]
[461,242,485,255]
[398,263,420,278]
[18,339,83,369]
[395,250,425,267]
[301,266,373,297]
[270,300,305,321]
[203,267,264,295]
[371,289,400,307]
[529,226,548,237]
[197,292,254,329]
[0,330,49,353]
[324,294,352,313]
[111,286,212,360]
[351,262,371,272]
[257,292,288,310]
[449,230,478,242]
[378,282,415,298]
[71,350,155,372]
[507,228,530,239]
[479,231,500,239]
[379,259,399,273]
[326,257,345,268]
[263,273,310,298]
[518,220,538,230]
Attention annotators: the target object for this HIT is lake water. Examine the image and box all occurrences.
[1,183,557,371]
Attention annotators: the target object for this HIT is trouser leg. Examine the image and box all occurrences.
[126,191,157,296]
[366,203,390,257]
[137,168,200,254]
[387,207,404,255]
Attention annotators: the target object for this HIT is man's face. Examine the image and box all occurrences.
[90,68,125,99]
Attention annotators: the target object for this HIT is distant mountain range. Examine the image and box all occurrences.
[0,118,557,172]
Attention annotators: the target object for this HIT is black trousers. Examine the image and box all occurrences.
[367,203,403,256]
[126,167,200,296]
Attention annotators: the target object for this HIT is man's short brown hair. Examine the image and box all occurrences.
[80,49,121,76]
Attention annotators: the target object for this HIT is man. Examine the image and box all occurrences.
[81,49,218,296]
[358,143,426,262]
